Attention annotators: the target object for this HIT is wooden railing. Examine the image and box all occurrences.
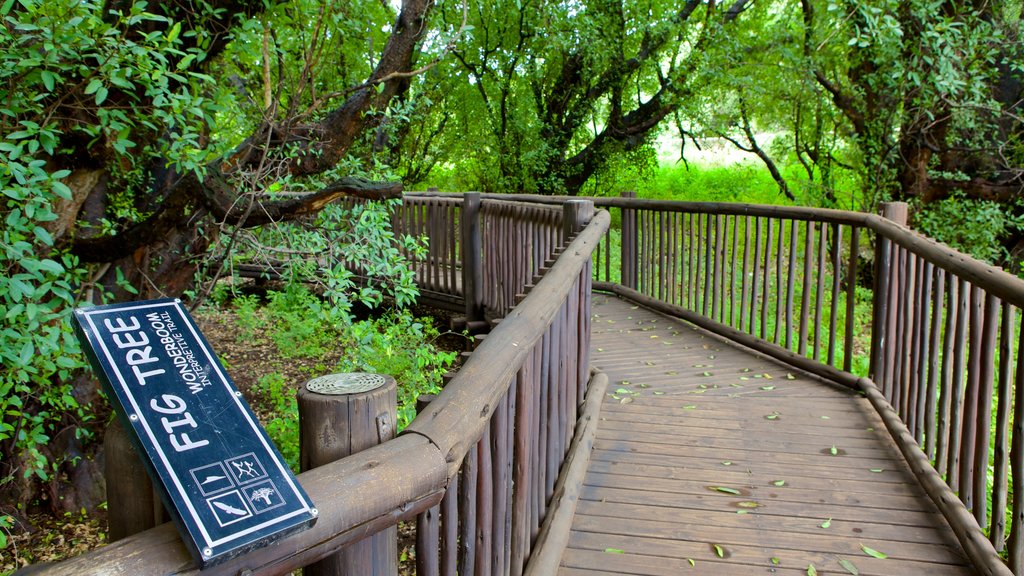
[20,198,609,576]
[584,193,1024,576]
[22,190,1024,576]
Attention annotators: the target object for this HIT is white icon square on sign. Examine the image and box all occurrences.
[225,453,267,485]
[189,462,234,496]
[244,479,285,514]
[206,490,252,527]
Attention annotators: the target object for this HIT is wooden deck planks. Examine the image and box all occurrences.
[558,294,971,575]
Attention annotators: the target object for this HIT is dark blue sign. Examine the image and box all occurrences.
[74,298,316,567]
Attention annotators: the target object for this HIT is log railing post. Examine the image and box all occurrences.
[620,191,638,289]
[414,394,440,576]
[299,373,399,576]
[104,418,169,541]
[463,192,483,324]
[563,199,595,239]
[870,202,909,387]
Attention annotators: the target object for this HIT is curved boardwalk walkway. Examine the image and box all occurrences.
[559,294,972,575]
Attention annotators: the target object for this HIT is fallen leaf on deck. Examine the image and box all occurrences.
[860,544,887,559]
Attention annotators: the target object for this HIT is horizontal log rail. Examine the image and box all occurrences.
[20,200,608,576]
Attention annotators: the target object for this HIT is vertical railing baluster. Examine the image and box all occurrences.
[843,226,858,373]
[761,218,773,341]
[730,215,740,328]
[475,426,493,576]
[913,260,932,445]
[620,192,637,289]
[1008,316,1024,573]
[894,248,910,417]
[925,265,944,461]
[713,214,725,322]
[960,284,983,512]
[946,276,968,489]
[991,302,1015,550]
[775,219,786,346]
[798,220,814,356]
[785,219,799,351]
[971,292,999,527]
[827,223,841,366]
[459,443,478,576]
[510,355,532,576]
[902,252,918,435]
[751,217,763,337]
[691,212,700,312]
[812,221,827,362]
[741,216,753,333]
[491,392,510,576]
[694,211,702,312]
[441,473,458,576]
[531,340,544,541]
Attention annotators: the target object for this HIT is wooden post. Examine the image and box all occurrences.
[299,373,399,576]
[620,191,637,289]
[463,192,484,324]
[415,395,440,576]
[563,200,594,240]
[869,202,909,384]
[104,419,169,541]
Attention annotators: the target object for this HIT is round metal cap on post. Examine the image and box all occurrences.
[298,373,398,576]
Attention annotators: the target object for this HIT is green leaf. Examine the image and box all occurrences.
[819,517,831,528]
[807,563,818,576]
[715,486,740,495]
[712,543,725,558]
[869,468,884,473]
[760,385,775,391]
[35,259,63,275]
[829,445,838,455]
[41,70,56,91]
[772,480,786,487]
[860,544,887,559]
[838,557,860,575]
[33,227,54,247]
[771,557,780,565]
[85,78,102,95]
[687,558,695,566]
[604,548,624,554]
[167,21,181,43]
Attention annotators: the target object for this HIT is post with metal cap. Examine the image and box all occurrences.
[298,373,399,576]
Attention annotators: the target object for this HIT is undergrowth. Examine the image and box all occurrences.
[234,284,458,472]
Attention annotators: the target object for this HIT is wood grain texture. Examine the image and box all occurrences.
[559,295,973,575]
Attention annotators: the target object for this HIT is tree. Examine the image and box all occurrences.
[0,0,440,509]
[799,0,1023,207]
[396,0,754,196]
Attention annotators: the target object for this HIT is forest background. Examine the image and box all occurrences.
[0,0,1022,565]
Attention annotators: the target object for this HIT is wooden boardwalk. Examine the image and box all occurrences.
[559,294,972,576]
